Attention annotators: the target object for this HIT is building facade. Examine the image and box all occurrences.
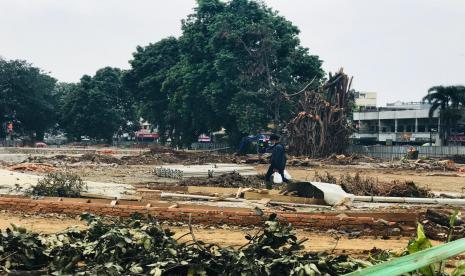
[352,102,441,145]
[354,92,377,109]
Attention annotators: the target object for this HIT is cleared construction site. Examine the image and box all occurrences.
[1,142,465,274]
[1,71,465,274]
[2,0,465,273]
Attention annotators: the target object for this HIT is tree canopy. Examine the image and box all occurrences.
[2,0,326,146]
[0,58,57,140]
[126,0,324,146]
[423,85,465,144]
[61,67,138,142]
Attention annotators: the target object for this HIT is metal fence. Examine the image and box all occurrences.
[191,142,229,151]
[0,138,18,147]
[346,145,465,159]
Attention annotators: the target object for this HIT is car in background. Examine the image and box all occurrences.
[35,142,48,148]
[198,134,211,143]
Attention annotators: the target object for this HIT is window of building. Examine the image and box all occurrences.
[418,125,426,132]
[382,127,387,133]
[406,126,412,132]
[398,126,404,132]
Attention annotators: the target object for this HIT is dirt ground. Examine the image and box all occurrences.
[0,211,415,255]
[275,166,465,194]
[1,150,464,261]
[33,162,462,193]
[62,163,465,194]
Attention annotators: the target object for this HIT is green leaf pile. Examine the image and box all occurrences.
[0,213,373,275]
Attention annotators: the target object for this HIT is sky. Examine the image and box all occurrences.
[1,0,464,106]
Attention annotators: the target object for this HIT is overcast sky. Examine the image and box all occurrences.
[1,0,464,105]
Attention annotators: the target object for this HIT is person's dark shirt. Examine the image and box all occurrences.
[270,143,286,170]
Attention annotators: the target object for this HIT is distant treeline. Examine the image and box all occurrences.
[1,0,326,146]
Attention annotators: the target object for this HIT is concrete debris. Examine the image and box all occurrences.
[154,164,257,179]
[376,159,456,171]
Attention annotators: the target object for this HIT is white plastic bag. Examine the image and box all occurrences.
[283,170,292,180]
[272,172,283,184]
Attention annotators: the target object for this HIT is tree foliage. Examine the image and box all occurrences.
[126,0,324,146]
[423,85,465,145]
[0,58,57,140]
[61,67,138,142]
[0,213,374,275]
[124,37,181,143]
[27,172,87,198]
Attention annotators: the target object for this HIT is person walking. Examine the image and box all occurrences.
[265,134,287,189]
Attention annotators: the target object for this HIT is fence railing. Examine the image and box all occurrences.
[346,145,465,159]
[0,138,18,147]
[191,142,229,151]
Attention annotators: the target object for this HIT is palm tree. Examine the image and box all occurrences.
[423,85,465,145]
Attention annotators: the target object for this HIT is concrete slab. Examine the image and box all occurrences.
[0,154,28,164]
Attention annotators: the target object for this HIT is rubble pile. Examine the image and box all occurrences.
[315,172,431,197]
[26,151,234,166]
[79,153,123,164]
[8,163,57,173]
[423,209,465,241]
[27,153,123,165]
[377,159,456,171]
[180,171,265,188]
[324,154,377,165]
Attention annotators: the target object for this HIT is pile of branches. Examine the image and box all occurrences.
[180,172,265,189]
[0,213,378,275]
[287,69,353,157]
[315,172,431,197]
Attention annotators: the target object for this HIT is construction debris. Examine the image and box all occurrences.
[376,159,456,171]
[324,154,377,165]
[314,172,431,198]
[27,153,123,165]
[26,150,234,166]
[287,68,353,157]
[8,163,57,173]
[180,171,264,188]
[423,209,465,241]
[154,164,257,179]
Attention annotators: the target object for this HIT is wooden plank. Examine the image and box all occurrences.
[244,191,325,205]
[80,192,116,200]
[187,186,244,196]
[346,238,465,276]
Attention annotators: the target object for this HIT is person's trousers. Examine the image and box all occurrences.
[265,165,287,189]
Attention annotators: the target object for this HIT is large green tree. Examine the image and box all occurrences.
[123,37,181,143]
[126,0,324,146]
[0,58,57,140]
[423,85,465,145]
[61,67,137,142]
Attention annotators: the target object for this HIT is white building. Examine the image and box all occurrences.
[354,92,377,109]
[352,101,440,145]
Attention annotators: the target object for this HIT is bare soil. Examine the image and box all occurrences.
[2,150,465,259]
[267,165,465,194]
[55,163,465,194]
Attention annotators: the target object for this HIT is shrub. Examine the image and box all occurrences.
[27,172,87,197]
